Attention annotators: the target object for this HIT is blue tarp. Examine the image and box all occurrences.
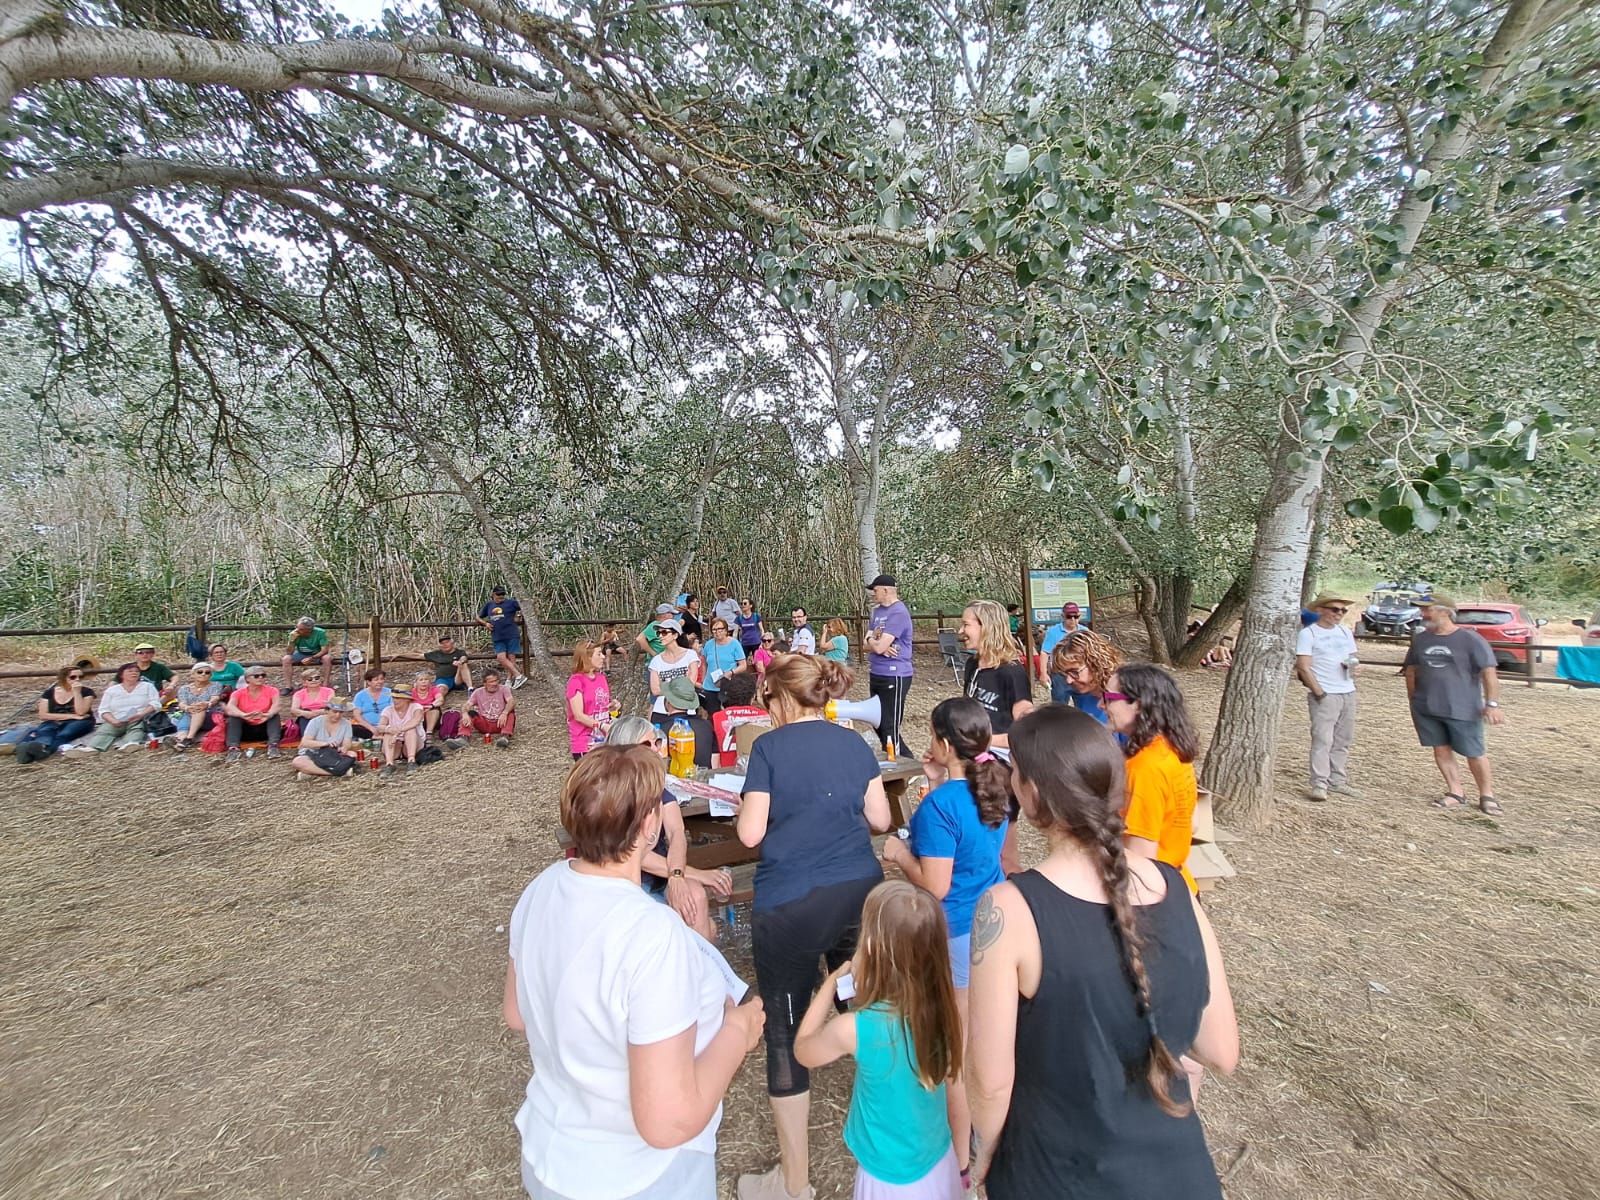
[1555,646,1600,685]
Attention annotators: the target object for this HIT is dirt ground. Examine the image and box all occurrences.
[3,640,1598,1200]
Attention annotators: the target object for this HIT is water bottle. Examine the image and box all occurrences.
[668,717,694,778]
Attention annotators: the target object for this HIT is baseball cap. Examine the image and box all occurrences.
[866,574,897,589]
[656,618,683,634]
[655,603,677,616]
[1062,603,1081,617]
[438,633,455,642]
[134,642,156,652]
[662,676,700,711]
[491,586,507,596]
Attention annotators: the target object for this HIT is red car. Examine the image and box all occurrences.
[1452,603,1547,672]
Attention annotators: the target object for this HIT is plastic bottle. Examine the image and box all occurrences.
[886,741,897,763]
[668,717,695,778]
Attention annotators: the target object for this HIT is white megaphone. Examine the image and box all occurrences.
[825,696,882,728]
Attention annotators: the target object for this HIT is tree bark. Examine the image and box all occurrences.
[1300,483,1337,606]
[1173,574,1248,668]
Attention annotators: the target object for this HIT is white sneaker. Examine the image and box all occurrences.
[512,674,528,689]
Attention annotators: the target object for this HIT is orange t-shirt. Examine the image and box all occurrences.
[1123,735,1198,893]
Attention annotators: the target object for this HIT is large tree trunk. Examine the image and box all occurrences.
[1153,572,1194,662]
[1300,483,1337,606]
[1203,441,1326,828]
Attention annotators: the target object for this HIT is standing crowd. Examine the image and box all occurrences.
[521,581,1241,1200]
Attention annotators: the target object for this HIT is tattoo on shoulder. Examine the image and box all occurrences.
[971,892,1004,964]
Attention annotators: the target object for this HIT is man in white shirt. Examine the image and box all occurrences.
[711,586,741,628]
[1295,593,1361,802]
[788,606,816,656]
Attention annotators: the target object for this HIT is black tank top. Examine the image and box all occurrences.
[986,861,1222,1200]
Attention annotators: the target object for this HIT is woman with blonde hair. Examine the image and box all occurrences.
[1049,628,1122,724]
[736,654,892,1200]
[957,599,1033,746]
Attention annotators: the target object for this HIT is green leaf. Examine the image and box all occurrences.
[1332,425,1362,451]
[1378,506,1414,534]
[1004,144,1031,175]
[1411,505,1442,534]
[1345,498,1374,519]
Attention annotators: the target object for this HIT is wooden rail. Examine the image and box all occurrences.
[1356,634,1592,688]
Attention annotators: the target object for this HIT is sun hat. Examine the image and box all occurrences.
[390,684,413,699]
[1309,593,1356,608]
[662,676,701,712]
[323,695,353,712]
[190,662,212,673]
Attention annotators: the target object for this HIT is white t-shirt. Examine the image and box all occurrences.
[790,626,816,656]
[1295,622,1358,694]
[97,680,160,723]
[648,649,700,714]
[509,861,725,1199]
[712,598,741,627]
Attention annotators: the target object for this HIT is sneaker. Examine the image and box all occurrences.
[445,737,468,751]
[225,749,242,764]
[737,1165,812,1200]
[512,674,528,689]
[494,736,510,750]
[266,745,281,760]
[118,741,144,753]
[380,763,395,779]
[405,760,419,777]
[171,739,189,754]
[1331,783,1363,798]
[1307,786,1329,802]
[295,772,312,784]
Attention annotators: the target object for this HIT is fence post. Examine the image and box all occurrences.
[195,614,207,648]
[522,627,533,681]
[854,612,866,665]
[369,614,383,671]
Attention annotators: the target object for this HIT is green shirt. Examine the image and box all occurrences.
[210,660,245,688]
[823,635,849,662]
[139,661,174,689]
[292,626,329,655]
[641,622,666,655]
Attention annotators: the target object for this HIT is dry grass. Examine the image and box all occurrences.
[3,645,1598,1199]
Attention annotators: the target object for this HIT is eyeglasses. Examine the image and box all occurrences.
[1103,691,1130,703]
[1323,606,1349,614]
[67,673,83,680]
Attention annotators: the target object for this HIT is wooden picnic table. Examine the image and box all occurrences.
[553,760,927,875]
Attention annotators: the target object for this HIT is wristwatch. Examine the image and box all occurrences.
[669,868,685,878]
[1483,701,1500,708]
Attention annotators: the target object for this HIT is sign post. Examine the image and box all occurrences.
[1025,567,1092,684]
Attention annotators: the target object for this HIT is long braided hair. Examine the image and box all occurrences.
[1008,704,1191,1117]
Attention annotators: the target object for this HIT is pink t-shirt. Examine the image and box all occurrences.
[565,672,612,755]
[471,685,512,723]
[753,648,773,675]
[234,684,276,715]
[292,685,334,714]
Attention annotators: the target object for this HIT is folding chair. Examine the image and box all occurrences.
[937,629,967,687]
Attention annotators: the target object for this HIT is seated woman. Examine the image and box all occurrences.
[1104,664,1202,892]
[289,667,335,730]
[504,745,764,1200]
[410,670,445,736]
[15,665,96,763]
[1048,628,1122,722]
[291,696,360,780]
[350,667,391,740]
[967,705,1238,1199]
[1201,637,1234,669]
[225,666,283,761]
[735,654,891,1200]
[206,643,246,692]
[376,684,424,777]
[172,662,224,750]
[607,716,734,940]
[67,663,159,754]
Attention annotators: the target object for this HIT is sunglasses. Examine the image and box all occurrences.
[68,673,84,680]
[762,638,775,643]
[1103,691,1130,703]
[1324,606,1349,614]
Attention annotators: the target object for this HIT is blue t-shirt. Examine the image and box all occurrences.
[868,601,914,678]
[824,634,849,662]
[1067,687,1109,725]
[1040,620,1083,655]
[744,721,883,911]
[353,687,391,726]
[844,1004,950,1186]
[907,779,1007,937]
[480,596,522,639]
[736,611,763,648]
[701,639,745,691]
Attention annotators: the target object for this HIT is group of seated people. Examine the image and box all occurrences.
[510,631,1240,1200]
[11,630,518,778]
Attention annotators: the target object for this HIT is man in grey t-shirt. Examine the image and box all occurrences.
[1403,596,1505,814]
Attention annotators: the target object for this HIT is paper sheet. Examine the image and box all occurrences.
[690,930,750,1002]
[707,774,744,817]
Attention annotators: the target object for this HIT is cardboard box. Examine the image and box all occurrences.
[1187,840,1236,887]
[1192,788,1215,843]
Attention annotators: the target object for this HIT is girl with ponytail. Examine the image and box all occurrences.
[881,696,1012,1191]
[965,705,1238,1200]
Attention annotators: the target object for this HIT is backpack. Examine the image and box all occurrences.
[145,710,177,738]
[200,723,227,753]
[416,743,446,767]
[185,626,209,661]
[439,709,463,740]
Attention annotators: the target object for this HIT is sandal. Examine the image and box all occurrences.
[1478,796,1503,815]
[1428,792,1466,810]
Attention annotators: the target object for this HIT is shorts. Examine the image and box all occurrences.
[493,634,522,656]
[521,1149,714,1200]
[948,932,971,989]
[853,1146,962,1200]
[436,676,466,691]
[1411,710,1486,758]
[291,649,325,664]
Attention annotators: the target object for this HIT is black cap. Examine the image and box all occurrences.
[491,585,507,596]
[866,574,897,589]
[439,633,454,642]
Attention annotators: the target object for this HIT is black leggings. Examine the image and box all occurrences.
[752,873,880,1097]
[869,673,912,755]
